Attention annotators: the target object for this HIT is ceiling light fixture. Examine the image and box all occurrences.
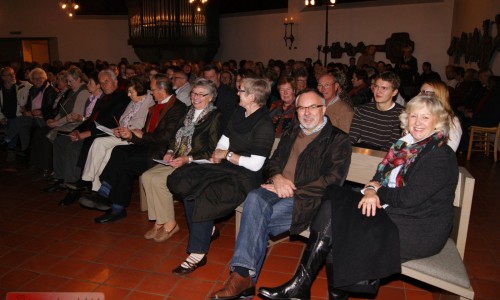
[60,0,80,17]
[189,0,208,13]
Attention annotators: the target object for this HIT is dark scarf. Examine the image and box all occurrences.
[174,103,216,156]
[375,132,445,187]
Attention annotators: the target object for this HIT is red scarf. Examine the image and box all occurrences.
[148,103,167,133]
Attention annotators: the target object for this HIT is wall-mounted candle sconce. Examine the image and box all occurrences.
[283,17,296,50]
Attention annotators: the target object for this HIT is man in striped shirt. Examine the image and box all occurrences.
[349,71,404,151]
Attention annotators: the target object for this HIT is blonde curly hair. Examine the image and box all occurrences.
[399,95,450,138]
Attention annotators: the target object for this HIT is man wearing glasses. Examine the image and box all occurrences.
[210,89,352,299]
[171,69,191,107]
[349,71,404,151]
[317,72,354,133]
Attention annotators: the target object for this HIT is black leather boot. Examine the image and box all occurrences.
[259,230,331,300]
[325,252,349,300]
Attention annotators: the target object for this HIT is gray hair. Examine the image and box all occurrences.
[153,73,174,95]
[240,78,271,107]
[295,89,326,106]
[192,78,218,101]
[98,69,117,81]
[67,66,88,83]
[29,68,47,81]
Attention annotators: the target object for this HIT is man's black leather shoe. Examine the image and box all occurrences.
[44,180,66,193]
[59,190,81,206]
[66,180,90,191]
[94,209,127,224]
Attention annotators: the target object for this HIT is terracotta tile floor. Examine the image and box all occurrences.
[0,151,499,300]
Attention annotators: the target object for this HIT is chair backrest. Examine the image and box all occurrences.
[452,167,475,258]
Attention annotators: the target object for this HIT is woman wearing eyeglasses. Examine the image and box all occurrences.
[419,79,462,151]
[140,78,224,242]
[167,77,275,275]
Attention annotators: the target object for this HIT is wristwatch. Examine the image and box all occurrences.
[226,151,233,161]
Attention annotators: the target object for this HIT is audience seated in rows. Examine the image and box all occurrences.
[31,67,90,177]
[80,74,186,223]
[47,69,129,206]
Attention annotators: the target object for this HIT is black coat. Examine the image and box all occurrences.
[214,83,238,123]
[131,95,187,166]
[264,120,352,234]
[328,143,458,288]
[167,109,225,160]
[168,106,274,222]
[377,144,458,260]
[26,81,57,120]
[75,89,128,168]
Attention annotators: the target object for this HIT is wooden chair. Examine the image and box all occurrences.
[467,121,500,162]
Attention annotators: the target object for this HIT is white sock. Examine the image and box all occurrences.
[212,226,216,235]
[181,253,205,268]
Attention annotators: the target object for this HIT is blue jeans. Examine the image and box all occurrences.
[230,187,293,281]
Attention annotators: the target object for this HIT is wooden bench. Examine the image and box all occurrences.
[235,146,475,300]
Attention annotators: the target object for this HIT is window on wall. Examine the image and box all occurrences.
[22,40,50,65]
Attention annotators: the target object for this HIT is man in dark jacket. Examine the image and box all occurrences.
[210,89,352,299]
[202,64,237,123]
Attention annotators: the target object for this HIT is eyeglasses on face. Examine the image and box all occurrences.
[317,82,335,89]
[419,90,434,96]
[237,89,247,94]
[296,104,324,112]
[190,91,209,98]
